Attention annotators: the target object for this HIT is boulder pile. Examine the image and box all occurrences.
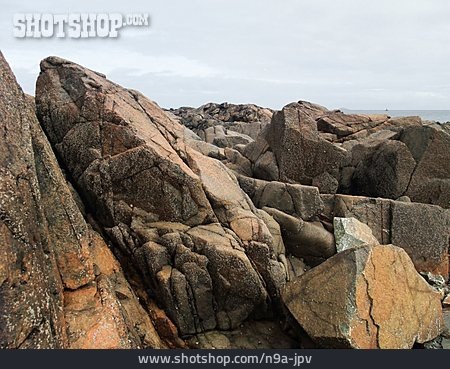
[1,54,449,349]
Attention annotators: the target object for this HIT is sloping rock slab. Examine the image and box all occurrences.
[0,52,163,348]
[35,56,288,335]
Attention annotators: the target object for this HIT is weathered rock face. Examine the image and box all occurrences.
[322,194,450,279]
[316,112,390,140]
[170,102,273,141]
[0,52,164,349]
[350,140,417,199]
[37,58,216,228]
[333,217,379,252]
[342,125,450,207]
[238,176,324,221]
[263,207,335,266]
[1,52,65,349]
[282,245,444,349]
[265,102,348,192]
[35,57,288,336]
[399,126,450,209]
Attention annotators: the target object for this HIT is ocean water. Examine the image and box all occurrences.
[341,109,450,123]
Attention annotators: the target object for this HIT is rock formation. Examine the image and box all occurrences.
[0,52,164,349]
[234,100,450,208]
[35,56,288,336]
[169,102,273,143]
[1,53,448,349]
[321,195,449,279]
[282,245,443,349]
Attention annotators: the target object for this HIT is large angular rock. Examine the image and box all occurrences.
[264,102,348,193]
[1,53,65,349]
[343,124,450,208]
[399,126,450,209]
[35,56,288,335]
[327,195,449,279]
[36,57,216,228]
[282,245,444,348]
[317,111,389,139]
[0,52,163,348]
[390,201,450,278]
[351,140,417,199]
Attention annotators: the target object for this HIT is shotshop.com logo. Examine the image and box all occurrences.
[13,13,150,38]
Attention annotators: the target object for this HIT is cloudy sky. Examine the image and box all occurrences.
[1,0,449,109]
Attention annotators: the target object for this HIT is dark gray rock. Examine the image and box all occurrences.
[327,194,450,279]
[265,102,348,192]
[351,140,417,199]
[400,126,450,209]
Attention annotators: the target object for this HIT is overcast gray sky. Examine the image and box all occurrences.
[1,0,449,109]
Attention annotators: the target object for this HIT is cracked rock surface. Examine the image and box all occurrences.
[35,56,288,336]
[1,52,448,349]
[282,244,444,349]
[321,194,450,279]
[0,52,164,349]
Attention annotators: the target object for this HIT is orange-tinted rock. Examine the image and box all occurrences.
[35,56,288,335]
[282,245,443,348]
[1,51,68,348]
[36,56,215,227]
[0,52,163,348]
